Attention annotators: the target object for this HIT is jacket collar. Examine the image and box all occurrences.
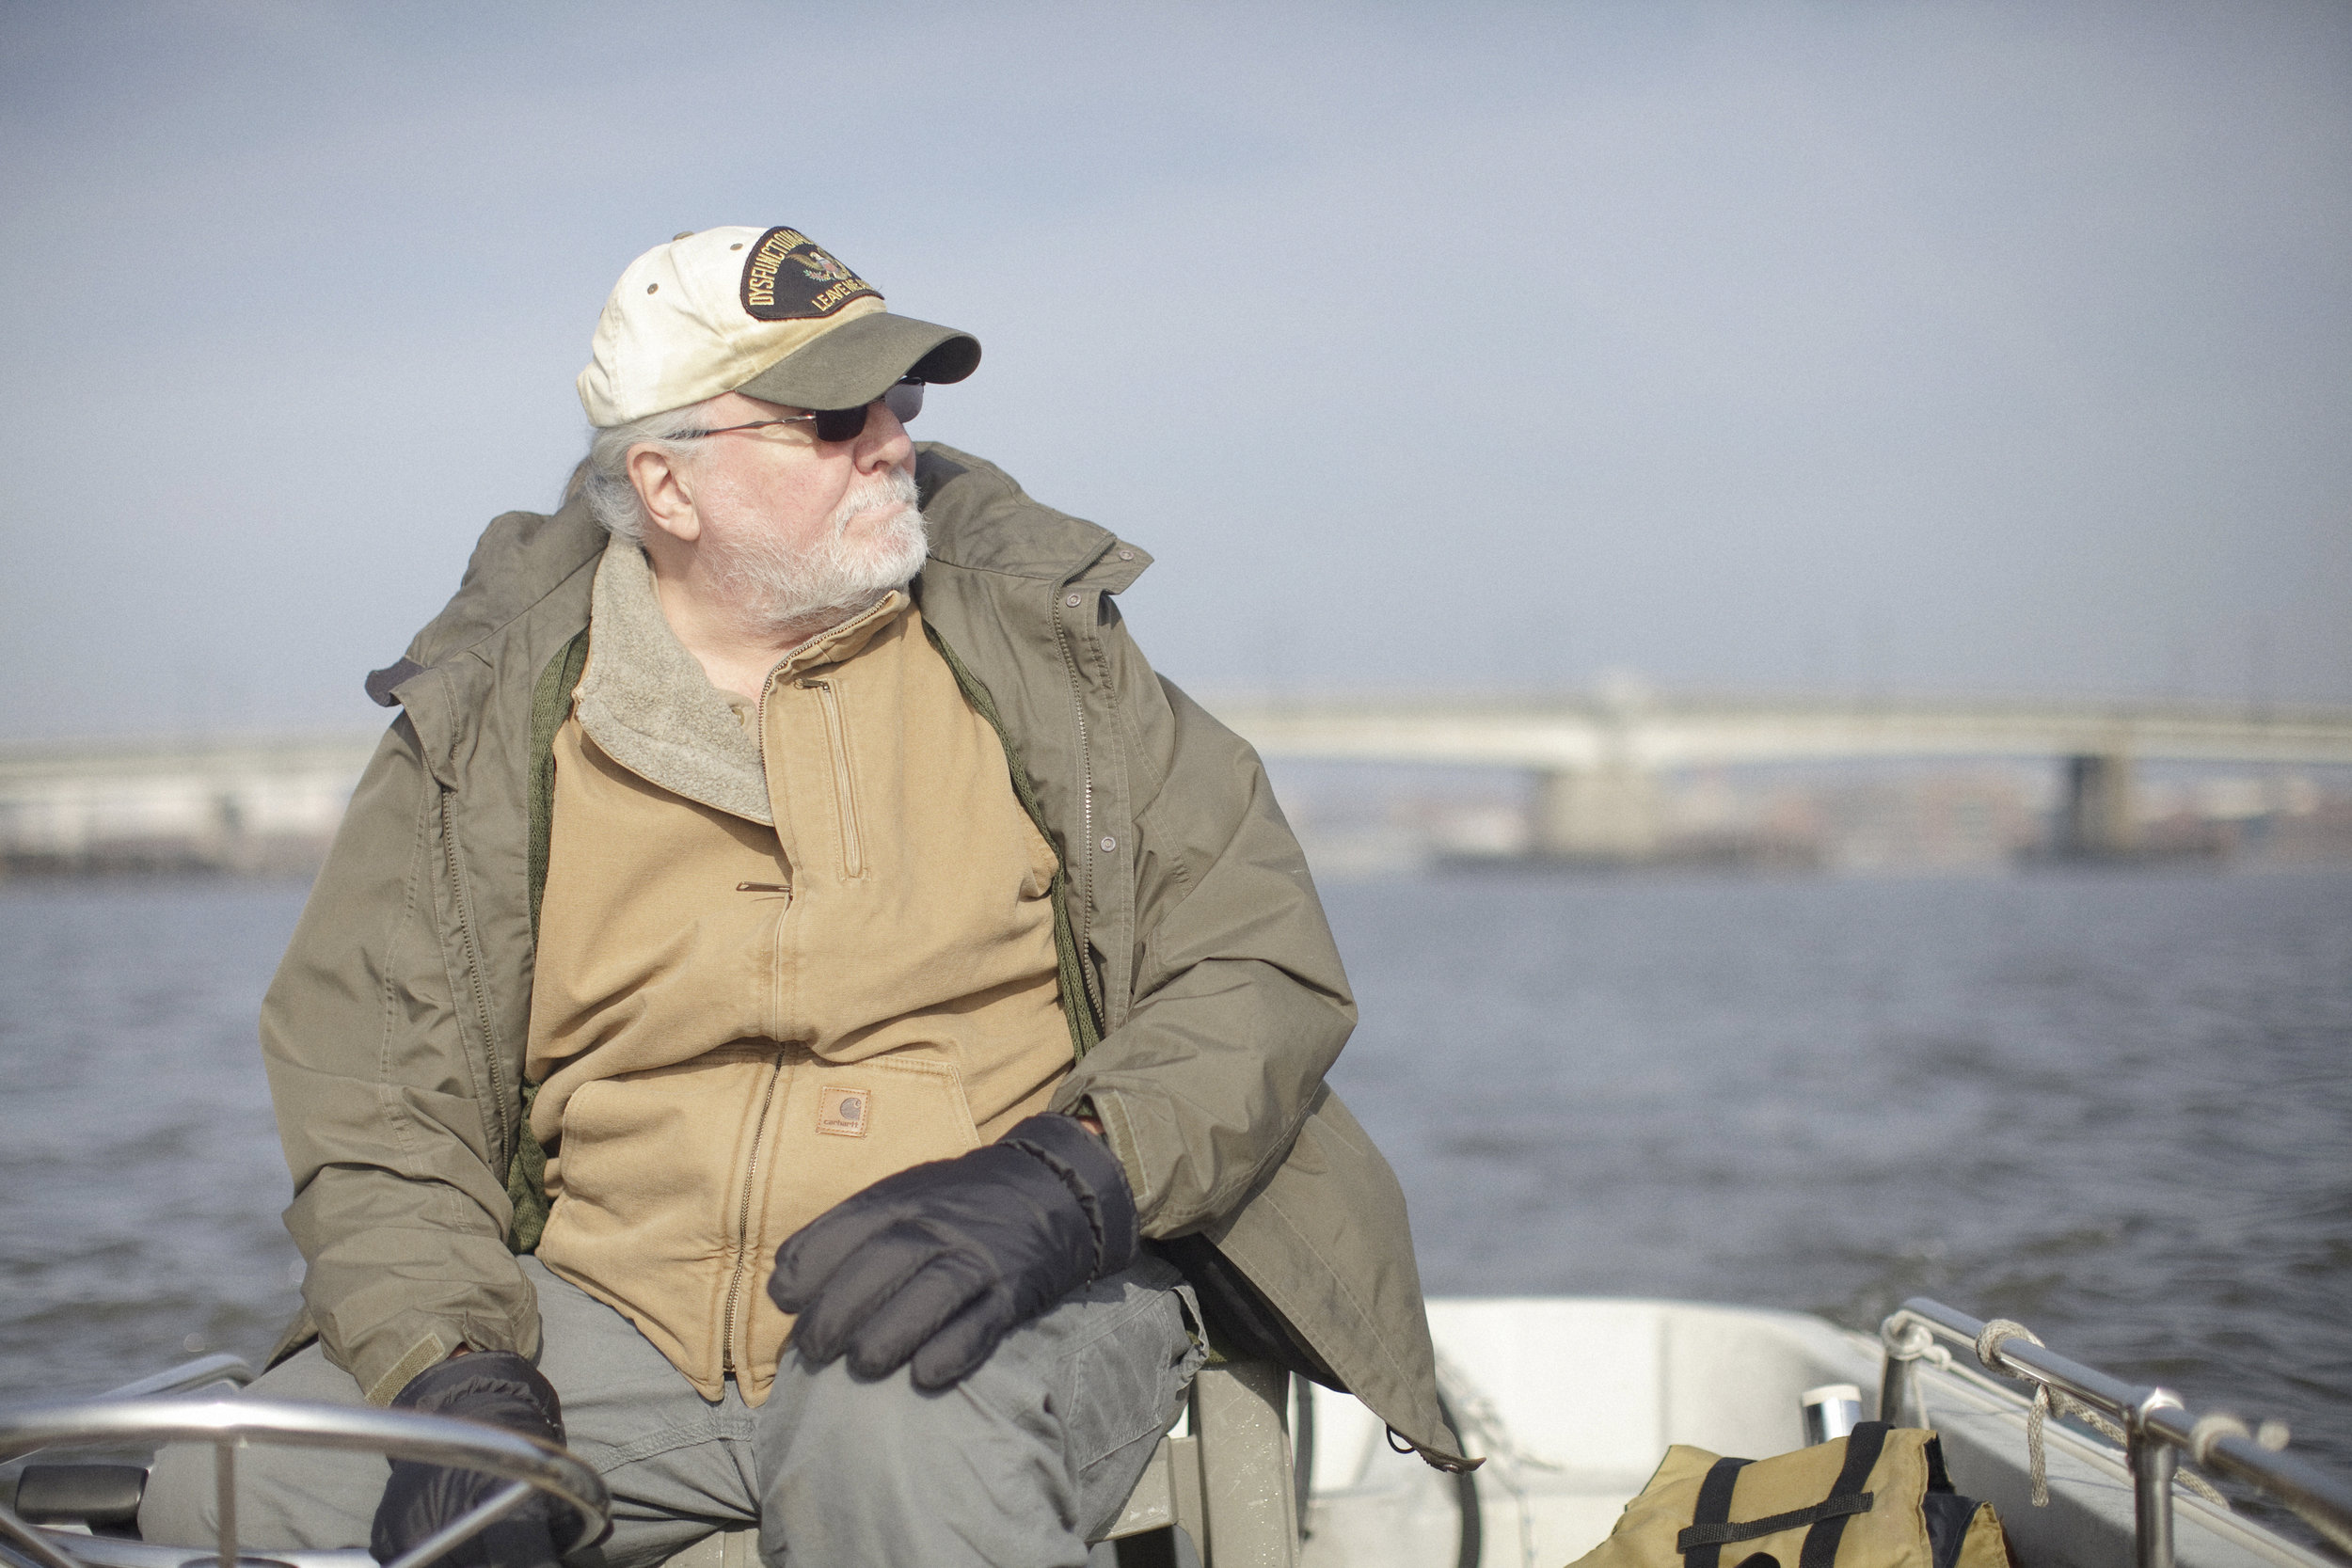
[914,446,1152,593]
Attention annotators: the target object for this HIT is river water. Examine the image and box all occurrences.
[1,868,2346,1534]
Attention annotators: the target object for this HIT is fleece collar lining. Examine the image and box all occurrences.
[573,537,773,825]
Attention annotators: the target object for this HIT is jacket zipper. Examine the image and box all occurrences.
[440,788,511,1161]
[801,677,864,879]
[1051,587,1105,1022]
[721,1047,788,1376]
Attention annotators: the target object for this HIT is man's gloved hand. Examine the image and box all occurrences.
[369,1350,595,1568]
[768,1113,1139,1389]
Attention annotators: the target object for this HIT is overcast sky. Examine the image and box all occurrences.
[2,0,2346,741]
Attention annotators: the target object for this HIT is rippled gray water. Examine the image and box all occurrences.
[2,869,2346,1521]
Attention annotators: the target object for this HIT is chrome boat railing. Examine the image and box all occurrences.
[1879,1297,2352,1568]
[0,1396,608,1568]
[87,1355,253,1403]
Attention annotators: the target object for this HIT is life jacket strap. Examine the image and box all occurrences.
[1677,1421,1894,1568]
[1684,1455,1756,1568]
[1678,1494,1877,1550]
[1799,1421,1890,1568]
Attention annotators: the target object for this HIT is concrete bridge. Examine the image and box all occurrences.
[0,733,378,873]
[4,691,2350,870]
[1205,689,2352,860]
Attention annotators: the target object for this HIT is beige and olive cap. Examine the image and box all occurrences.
[578,226,980,427]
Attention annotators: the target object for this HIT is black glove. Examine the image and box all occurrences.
[370,1351,593,1568]
[768,1114,1139,1389]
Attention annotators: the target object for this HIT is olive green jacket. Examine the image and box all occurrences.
[262,443,1465,1465]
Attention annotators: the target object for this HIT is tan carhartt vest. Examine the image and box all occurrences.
[526,539,1072,1404]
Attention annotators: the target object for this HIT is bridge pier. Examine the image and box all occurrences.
[1534,764,1661,862]
[2056,752,2138,859]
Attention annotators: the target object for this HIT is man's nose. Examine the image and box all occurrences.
[853,398,914,470]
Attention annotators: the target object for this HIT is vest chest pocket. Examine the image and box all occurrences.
[800,677,866,880]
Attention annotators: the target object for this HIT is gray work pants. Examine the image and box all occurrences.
[140,1255,1204,1568]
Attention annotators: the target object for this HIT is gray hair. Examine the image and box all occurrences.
[577,399,722,543]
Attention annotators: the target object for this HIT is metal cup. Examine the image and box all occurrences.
[1802,1383,1865,1446]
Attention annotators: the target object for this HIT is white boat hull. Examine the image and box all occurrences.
[1301,1298,2328,1568]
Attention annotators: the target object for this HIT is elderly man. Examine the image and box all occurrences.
[142,227,1464,1568]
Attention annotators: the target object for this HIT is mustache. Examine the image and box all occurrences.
[830,467,921,532]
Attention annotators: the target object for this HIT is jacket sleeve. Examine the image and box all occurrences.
[1051,604,1357,1236]
[262,716,540,1404]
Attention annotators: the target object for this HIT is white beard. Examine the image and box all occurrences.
[707,467,930,631]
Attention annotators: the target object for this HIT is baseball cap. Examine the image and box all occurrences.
[577,226,981,427]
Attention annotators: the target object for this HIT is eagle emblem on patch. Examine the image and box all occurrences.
[797,248,853,283]
[739,227,879,321]
[816,1085,871,1137]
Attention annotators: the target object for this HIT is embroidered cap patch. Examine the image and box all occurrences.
[817,1085,872,1138]
[739,227,880,322]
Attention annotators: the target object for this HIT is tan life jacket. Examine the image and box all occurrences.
[1570,1423,2013,1568]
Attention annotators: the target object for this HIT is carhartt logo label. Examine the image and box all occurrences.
[739,227,879,322]
[817,1085,871,1137]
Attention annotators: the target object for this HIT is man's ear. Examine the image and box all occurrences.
[628,444,702,545]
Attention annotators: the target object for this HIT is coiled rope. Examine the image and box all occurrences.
[1974,1319,2244,1510]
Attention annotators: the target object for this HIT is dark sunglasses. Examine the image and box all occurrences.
[688,378,925,446]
